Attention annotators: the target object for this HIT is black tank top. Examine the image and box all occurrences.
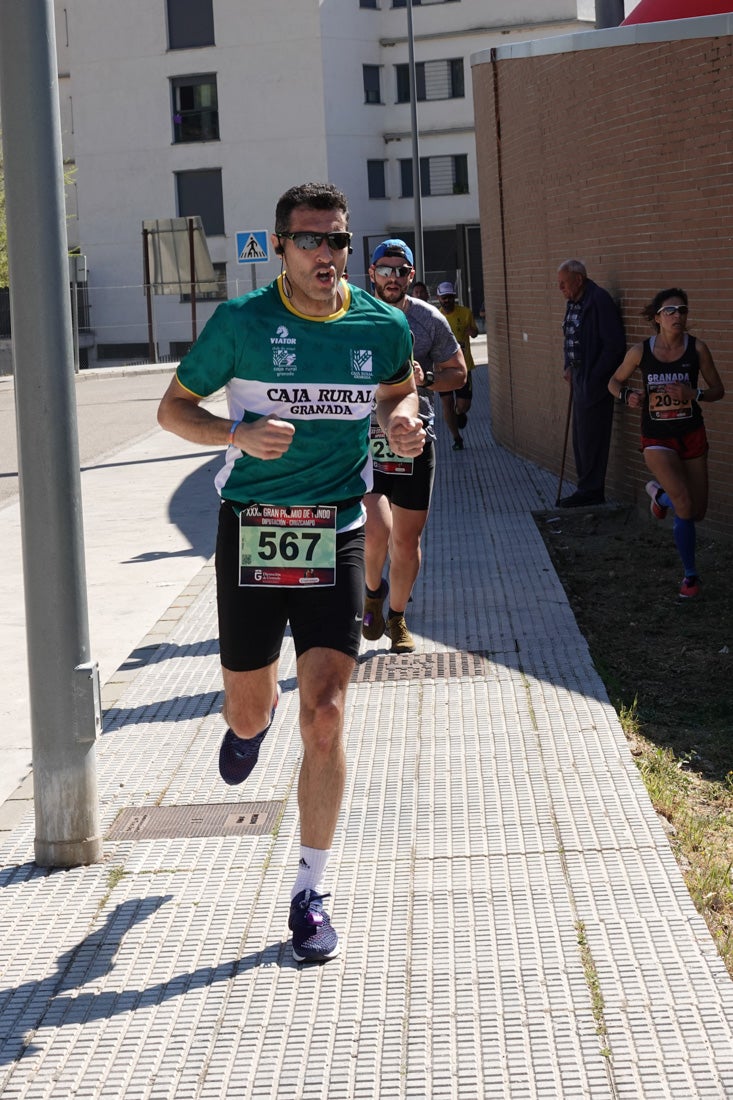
[640,334,704,438]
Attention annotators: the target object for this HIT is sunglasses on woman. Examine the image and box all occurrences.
[657,305,689,316]
[277,231,353,252]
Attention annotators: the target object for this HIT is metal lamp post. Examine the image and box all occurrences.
[406,0,425,281]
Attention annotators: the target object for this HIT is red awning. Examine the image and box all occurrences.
[622,0,733,24]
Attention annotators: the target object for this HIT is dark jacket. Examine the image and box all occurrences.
[564,279,626,407]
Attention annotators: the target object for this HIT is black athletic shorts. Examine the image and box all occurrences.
[451,372,473,402]
[370,439,435,511]
[215,502,365,671]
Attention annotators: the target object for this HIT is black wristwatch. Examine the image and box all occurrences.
[422,369,435,388]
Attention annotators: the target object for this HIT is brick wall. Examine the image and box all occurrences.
[473,34,733,539]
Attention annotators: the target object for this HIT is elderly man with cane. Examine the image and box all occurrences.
[556,260,626,507]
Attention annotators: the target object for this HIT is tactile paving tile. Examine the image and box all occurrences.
[1,367,732,1099]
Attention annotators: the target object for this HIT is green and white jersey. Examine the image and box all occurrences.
[176,276,414,529]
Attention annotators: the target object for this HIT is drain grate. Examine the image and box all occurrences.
[107,801,284,841]
[353,649,493,683]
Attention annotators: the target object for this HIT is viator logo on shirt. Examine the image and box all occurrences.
[271,325,297,372]
[271,325,295,345]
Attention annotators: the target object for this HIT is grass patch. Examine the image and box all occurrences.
[575,920,611,1057]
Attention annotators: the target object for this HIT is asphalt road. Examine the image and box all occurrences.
[0,368,176,506]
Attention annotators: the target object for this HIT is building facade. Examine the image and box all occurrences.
[53,0,584,366]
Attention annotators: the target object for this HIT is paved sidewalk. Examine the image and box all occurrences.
[0,367,226,807]
[1,366,732,1099]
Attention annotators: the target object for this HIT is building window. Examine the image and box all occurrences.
[363,65,382,105]
[171,74,219,143]
[360,0,378,6]
[400,158,419,199]
[167,0,214,49]
[181,261,228,302]
[175,169,225,236]
[97,343,151,362]
[396,59,464,103]
[392,0,459,7]
[400,155,468,198]
[367,160,387,199]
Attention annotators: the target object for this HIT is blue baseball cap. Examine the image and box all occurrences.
[371,238,414,266]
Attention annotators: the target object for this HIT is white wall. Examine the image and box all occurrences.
[58,0,589,362]
[320,0,584,249]
[63,0,334,355]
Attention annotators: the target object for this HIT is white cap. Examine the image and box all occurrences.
[437,281,456,296]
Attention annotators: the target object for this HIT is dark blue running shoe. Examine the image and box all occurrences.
[289,889,340,963]
[218,686,280,786]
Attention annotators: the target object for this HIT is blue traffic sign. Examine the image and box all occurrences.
[236,230,269,264]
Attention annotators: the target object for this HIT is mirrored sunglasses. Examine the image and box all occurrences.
[374,264,412,278]
[657,305,689,316]
[278,231,352,251]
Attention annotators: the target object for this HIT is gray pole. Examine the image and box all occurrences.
[0,0,102,867]
[595,0,625,27]
[406,0,425,282]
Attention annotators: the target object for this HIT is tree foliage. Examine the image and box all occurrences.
[0,138,76,288]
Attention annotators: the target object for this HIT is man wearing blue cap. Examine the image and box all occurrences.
[363,239,466,652]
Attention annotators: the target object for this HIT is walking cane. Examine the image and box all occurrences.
[555,385,573,506]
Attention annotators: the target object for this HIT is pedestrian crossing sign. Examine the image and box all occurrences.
[236,230,269,264]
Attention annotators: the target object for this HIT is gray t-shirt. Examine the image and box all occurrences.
[404,295,460,439]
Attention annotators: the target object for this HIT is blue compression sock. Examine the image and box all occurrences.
[673,516,697,578]
[658,489,674,511]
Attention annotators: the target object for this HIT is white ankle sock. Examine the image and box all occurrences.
[291,846,330,900]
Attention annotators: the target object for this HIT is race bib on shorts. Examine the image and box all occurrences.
[370,424,414,476]
[238,504,336,587]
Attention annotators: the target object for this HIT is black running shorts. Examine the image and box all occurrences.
[215,502,366,671]
[370,439,436,511]
[453,372,473,402]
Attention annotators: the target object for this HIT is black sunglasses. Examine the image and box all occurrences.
[278,231,353,252]
[374,264,413,279]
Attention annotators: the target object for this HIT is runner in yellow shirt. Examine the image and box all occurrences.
[437,281,479,450]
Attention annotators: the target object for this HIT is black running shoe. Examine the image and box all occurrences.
[218,687,280,786]
[289,889,340,963]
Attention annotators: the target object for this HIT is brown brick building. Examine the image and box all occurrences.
[472,15,733,538]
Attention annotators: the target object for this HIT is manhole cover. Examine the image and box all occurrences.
[107,801,283,840]
[352,650,493,682]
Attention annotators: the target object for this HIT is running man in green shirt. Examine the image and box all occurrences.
[158,182,424,962]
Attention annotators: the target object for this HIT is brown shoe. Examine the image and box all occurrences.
[386,613,415,653]
[362,579,388,640]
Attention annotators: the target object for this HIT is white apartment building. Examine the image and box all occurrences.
[54,0,585,366]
